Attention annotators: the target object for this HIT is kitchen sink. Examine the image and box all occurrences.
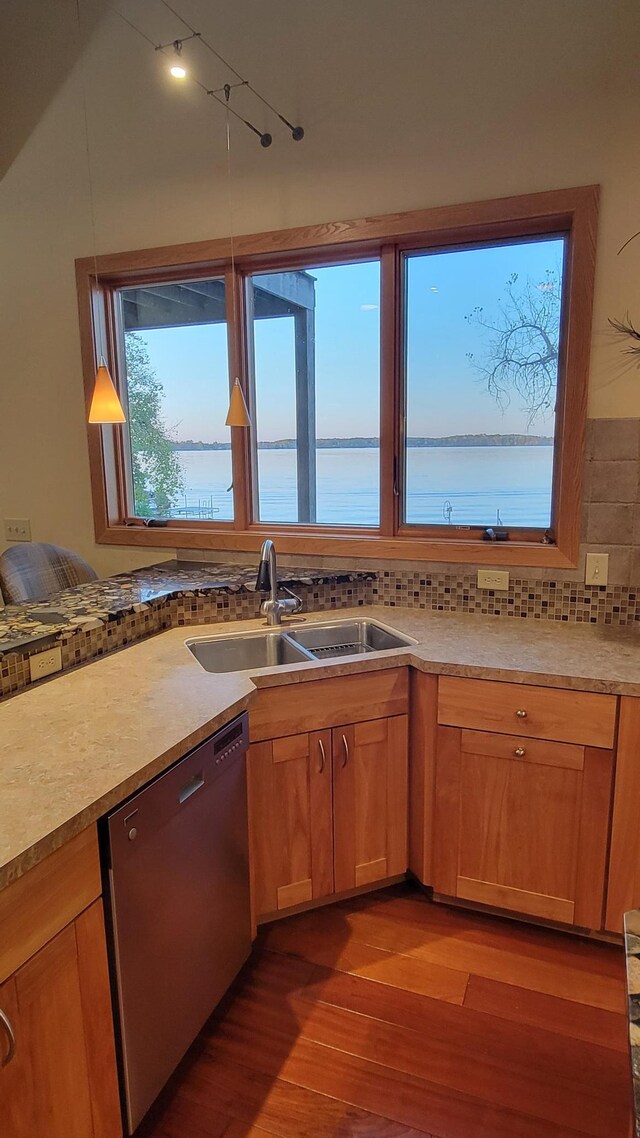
[187,618,415,673]
[285,618,416,659]
[186,630,311,673]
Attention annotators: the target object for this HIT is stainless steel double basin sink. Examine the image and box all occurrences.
[186,618,416,674]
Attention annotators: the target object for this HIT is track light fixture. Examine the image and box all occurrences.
[169,43,186,79]
[155,31,201,79]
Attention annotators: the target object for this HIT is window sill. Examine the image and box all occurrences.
[97,524,577,569]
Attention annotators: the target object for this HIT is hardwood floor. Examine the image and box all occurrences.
[139,884,632,1138]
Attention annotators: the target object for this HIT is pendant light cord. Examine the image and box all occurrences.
[224,85,238,336]
[76,0,103,360]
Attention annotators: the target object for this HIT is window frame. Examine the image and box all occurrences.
[76,185,598,566]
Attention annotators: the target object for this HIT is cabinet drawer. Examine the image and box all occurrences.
[0,827,102,983]
[438,676,616,748]
[249,668,408,742]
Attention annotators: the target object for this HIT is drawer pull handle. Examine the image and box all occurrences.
[341,733,349,768]
[514,747,526,757]
[318,738,326,774]
[0,1009,16,1068]
[515,709,527,719]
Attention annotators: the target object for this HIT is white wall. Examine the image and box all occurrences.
[1,0,639,575]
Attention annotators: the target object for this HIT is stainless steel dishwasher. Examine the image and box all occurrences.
[104,712,252,1134]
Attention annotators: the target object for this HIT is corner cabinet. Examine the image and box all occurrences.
[248,670,409,923]
[0,830,121,1138]
[431,677,617,930]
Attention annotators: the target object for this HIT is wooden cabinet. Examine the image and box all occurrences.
[432,725,614,928]
[0,832,121,1138]
[249,709,409,922]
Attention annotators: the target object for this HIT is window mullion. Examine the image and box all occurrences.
[380,245,400,537]
[226,265,253,530]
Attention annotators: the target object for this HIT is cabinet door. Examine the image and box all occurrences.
[249,730,333,919]
[433,727,613,928]
[0,905,121,1138]
[333,715,408,893]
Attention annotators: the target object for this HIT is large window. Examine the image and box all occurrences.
[248,261,380,526]
[403,237,565,533]
[79,186,597,565]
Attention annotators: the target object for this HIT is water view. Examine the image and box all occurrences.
[171,444,554,528]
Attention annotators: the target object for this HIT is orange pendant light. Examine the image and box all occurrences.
[225,377,251,427]
[88,358,126,424]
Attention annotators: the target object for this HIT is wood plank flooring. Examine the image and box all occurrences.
[139,884,632,1138]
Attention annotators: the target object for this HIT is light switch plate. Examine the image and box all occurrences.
[477,569,509,591]
[4,518,31,542]
[585,552,609,586]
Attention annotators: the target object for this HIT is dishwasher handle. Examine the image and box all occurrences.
[179,773,205,804]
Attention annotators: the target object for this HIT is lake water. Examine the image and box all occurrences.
[170,446,554,528]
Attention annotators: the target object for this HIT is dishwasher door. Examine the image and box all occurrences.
[105,713,251,1133]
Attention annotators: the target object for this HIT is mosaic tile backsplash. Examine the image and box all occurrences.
[373,571,638,624]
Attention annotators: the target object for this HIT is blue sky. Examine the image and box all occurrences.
[126,236,564,443]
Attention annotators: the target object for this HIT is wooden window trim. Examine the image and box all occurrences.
[76,185,598,566]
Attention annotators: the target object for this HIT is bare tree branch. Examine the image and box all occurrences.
[465,269,561,427]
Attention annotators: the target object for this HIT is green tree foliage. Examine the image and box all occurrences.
[465,269,561,427]
[124,332,185,517]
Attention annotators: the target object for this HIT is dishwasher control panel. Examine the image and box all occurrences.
[213,717,247,766]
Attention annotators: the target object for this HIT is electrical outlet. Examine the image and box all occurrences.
[477,569,510,591]
[585,552,609,586]
[4,518,31,542]
[29,647,62,682]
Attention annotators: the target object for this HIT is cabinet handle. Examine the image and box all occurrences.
[514,747,526,757]
[318,737,326,774]
[341,733,349,768]
[0,1009,16,1068]
[515,709,527,719]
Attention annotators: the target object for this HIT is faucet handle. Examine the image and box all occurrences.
[281,586,303,613]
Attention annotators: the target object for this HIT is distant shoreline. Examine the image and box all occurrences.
[173,433,553,452]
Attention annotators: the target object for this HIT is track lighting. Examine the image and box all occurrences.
[112,2,306,148]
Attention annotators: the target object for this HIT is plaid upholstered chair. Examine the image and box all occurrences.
[0,543,98,604]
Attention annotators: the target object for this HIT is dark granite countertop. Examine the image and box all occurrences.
[0,561,376,655]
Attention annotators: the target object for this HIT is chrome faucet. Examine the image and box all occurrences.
[255,539,303,625]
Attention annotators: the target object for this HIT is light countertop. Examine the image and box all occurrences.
[3,605,640,892]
